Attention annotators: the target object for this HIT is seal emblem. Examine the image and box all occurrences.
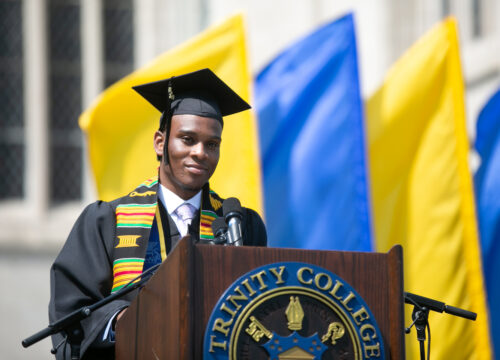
[204,262,385,359]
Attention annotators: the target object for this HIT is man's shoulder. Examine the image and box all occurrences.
[107,177,160,208]
[206,188,261,218]
[241,206,267,247]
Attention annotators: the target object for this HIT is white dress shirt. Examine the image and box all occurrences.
[158,183,201,237]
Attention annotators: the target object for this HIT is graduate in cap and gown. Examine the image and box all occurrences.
[49,69,267,359]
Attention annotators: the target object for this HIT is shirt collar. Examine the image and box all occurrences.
[158,183,202,216]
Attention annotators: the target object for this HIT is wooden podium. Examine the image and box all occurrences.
[116,237,405,359]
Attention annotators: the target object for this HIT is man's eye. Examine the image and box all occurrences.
[207,142,219,150]
[182,136,194,144]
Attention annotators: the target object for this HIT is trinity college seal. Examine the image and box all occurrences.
[203,262,385,359]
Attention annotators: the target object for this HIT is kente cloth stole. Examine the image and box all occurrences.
[110,176,224,293]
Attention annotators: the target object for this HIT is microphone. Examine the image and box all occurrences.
[223,198,243,246]
[211,217,228,245]
[404,292,477,320]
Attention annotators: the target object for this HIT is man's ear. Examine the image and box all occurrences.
[153,130,165,158]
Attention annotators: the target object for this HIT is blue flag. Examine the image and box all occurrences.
[255,13,372,250]
[475,87,500,354]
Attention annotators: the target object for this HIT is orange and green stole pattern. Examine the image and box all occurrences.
[110,176,224,293]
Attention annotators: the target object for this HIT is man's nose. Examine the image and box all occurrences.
[191,142,207,158]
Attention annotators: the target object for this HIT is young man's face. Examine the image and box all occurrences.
[155,114,222,200]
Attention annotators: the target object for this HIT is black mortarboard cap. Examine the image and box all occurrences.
[132,68,251,123]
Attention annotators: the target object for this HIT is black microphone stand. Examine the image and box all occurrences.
[404,291,477,360]
[22,264,160,359]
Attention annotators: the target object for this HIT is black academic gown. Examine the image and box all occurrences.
[49,180,266,359]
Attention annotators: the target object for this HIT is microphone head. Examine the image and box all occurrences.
[223,197,242,220]
[211,217,228,237]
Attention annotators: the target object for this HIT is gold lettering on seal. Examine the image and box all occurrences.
[364,343,381,358]
[352,306,370,326]
[226,286,248,311]
[297,267,314,285]
[341,292,356,312]
[241,278,257,296]
[269,266,286,284]
[212,317,233,337]
[360,324,377,341]
[329,280,355,312]
[251,270,268,290]
[314,272,333,291]
[220,302,237,318]
[208,335,227,352]
[329,279,344,300]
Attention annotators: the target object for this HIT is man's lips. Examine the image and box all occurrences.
[185,164,208,175]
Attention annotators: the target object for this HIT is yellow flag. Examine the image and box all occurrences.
[367,18,492,359]
[79,14,263,214]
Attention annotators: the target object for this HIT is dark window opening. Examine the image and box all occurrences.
[0,0,24,200]
[48,0,83,203]
[103,0,134,88]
